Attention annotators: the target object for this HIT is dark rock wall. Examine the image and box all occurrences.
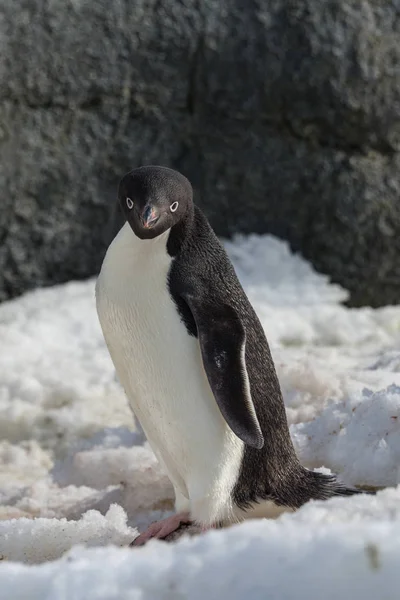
[1,0,399,306]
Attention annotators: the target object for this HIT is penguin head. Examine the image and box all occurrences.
[118,165,193,240]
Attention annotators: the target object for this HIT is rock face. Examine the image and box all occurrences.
[1,0,400,306]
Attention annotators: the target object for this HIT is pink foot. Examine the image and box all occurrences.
[131,512,191,546]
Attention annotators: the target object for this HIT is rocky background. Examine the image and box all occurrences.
[1,0,399,306]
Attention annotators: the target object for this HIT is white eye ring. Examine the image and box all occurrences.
[170,201,179,213]
[126,197,134,209]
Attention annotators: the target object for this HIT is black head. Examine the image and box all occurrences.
[118,165,193,240]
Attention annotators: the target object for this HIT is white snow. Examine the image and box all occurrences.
[292,384,400,487]
[2,493,400,599]
[0,232,400,597]
[0,504,135,564]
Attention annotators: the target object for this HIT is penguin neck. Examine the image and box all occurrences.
[99,222,172,301]
[107,222,170,266]
[167,202,195,257]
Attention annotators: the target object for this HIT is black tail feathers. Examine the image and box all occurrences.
[305,469,375,502]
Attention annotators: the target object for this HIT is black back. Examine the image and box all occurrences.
[167,205,305,506]
[166,203,369,509]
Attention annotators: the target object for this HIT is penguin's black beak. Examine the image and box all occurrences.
[141,205,159,229]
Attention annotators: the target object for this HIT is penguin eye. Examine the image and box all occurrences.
[170,201,179,213]
[126,197,134,210]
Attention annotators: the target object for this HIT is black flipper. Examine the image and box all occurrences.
[184,295,264,449]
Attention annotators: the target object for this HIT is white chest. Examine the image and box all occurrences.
[96,226,211,477]
[96,225,198,416]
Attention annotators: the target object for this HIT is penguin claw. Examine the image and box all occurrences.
[130,512,191,546]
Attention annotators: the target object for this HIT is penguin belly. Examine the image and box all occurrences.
[96,225,244,526]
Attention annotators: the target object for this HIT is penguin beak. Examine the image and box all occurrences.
[141,205,159,229]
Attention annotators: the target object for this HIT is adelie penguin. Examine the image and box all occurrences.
[96,165,366,545]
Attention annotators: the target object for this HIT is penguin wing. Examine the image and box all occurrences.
[184,295,264,449]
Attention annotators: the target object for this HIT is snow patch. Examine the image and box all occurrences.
[0,504,136,563]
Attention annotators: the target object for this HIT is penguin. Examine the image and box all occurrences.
[96,165,366,546]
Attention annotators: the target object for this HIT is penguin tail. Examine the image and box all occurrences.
[303,469,375,501]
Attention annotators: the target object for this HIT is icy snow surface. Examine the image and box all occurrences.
[0,233,400,597]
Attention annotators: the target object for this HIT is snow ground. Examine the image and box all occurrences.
[0,233,400,597]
